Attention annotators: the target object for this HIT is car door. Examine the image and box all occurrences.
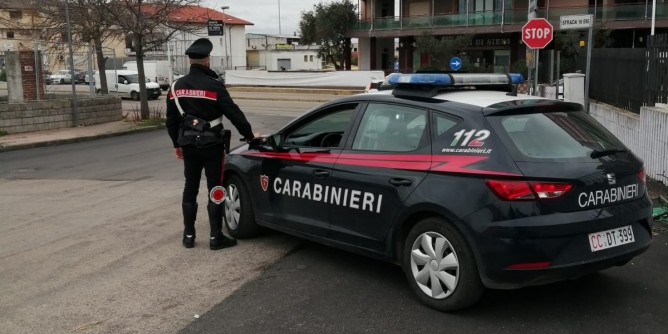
[255,103,360,237]
[327,102,430,251]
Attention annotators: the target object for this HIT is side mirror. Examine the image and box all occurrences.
[123,80,129,84]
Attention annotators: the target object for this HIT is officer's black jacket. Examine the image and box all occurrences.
[166,64,254,148]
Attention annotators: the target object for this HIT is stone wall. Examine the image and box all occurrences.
[0,97,122,134]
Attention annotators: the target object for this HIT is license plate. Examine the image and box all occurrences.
[588,225,634,252]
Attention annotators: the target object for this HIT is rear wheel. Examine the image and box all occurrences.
[402,217,484,312]
[224,174,259,238]
[131,91,139,101]
[59,78,64,84]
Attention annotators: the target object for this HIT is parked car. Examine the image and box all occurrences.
[72,69,87,84]
[50,70,72,84]
[222,72,653,312]
[43,71,53,85]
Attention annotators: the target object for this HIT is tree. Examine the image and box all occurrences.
[37,0,123,95]
[104,0,201,119]
[299,0,356,70]
[554,24,612,75]
[33,0,201,119]
[414,32,472,71]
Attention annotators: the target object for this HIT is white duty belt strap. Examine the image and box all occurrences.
[170,81,223,127]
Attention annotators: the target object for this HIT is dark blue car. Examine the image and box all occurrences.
[222,73,653,311]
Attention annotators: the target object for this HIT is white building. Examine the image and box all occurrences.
[124,6,253,75]
[246,34,322,71]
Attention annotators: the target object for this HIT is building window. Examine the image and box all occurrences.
[7,32,15,39]
[9,11,22,19]
[309,55,314,62]
[304,55,308,62]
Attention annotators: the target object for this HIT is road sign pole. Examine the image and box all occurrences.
[584,24,593,113]
[534,49,539,96]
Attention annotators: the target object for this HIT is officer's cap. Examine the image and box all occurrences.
[185,38,213,59]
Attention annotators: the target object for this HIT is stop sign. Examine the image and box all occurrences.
[522,18,553,49]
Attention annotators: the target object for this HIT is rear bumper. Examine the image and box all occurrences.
[466,197,653,289]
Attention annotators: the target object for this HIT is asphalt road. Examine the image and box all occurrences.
[0,100,310,334]
[180,237,668,334]
[2,96,667,333]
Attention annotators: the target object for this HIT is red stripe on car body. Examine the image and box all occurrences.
[241,151,520,176]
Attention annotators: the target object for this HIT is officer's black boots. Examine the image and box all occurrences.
[207,202,237,250]
[182,203,197,248]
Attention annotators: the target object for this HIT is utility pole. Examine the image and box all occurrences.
[221,6,230,69]
[65,0,78,126]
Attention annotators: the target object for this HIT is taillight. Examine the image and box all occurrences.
[530,182,573,199]
[486,180,534,200]
[638,168,646,184]
[486,180,572,200]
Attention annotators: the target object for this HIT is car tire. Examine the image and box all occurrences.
[59,79,64,84]
[402,217,484,312]
[131,91,139,101]
[224,174,259,239]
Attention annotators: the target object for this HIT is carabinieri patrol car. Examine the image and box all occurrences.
[222,73,653,311]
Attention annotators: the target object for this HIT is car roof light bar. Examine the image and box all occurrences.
[387,73,524,87]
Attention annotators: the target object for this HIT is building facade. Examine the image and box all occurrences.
[351,0,668,75]
[246,34,322,71]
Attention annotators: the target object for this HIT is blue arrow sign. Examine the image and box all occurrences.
[450,57,462,71]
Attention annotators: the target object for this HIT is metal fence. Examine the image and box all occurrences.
[645,34,668,109]
[0,46,128,102]
[582,33,668,113]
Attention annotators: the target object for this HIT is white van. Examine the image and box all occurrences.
[95,70,161,100]
[123,60,173,90]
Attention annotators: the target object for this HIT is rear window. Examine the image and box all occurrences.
[488,111,626,162]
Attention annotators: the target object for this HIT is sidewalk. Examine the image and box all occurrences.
[0,119,158,152]
[0,86,361,152]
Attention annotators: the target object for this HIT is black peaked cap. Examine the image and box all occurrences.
[185,38,213,59]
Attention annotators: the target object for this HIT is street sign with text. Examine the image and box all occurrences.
[560,14,593,30]
[207,20,224,36]
[522,18,553,49]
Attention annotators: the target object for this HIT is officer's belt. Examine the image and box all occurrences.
[183,130,220,137]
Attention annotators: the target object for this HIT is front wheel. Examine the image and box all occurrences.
[131,91,139,101]
[224,174,259,238]
[402,217,484,312]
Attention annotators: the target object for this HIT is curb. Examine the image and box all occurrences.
[0,125,164,153]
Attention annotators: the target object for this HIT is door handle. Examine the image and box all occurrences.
[312,170,330,177]
[389,178,412,187]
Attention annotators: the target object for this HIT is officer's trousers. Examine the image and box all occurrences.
[181,143,225,205]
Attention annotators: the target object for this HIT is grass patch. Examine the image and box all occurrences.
[126,103,165,127]
[0,130,8,136]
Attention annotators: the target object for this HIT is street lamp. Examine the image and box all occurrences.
[221,6,229,70]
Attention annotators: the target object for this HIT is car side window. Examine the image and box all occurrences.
[433,112,459,138]
[118,76,126,84]
[284,104,357,148]
[352,103,427,152]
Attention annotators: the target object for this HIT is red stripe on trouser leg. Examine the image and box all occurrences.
[220,153,225,185]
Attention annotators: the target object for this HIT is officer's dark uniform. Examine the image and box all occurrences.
[166,38,255,250]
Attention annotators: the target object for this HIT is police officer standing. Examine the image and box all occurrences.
[166,38,256,250]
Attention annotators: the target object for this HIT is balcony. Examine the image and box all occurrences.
[351,3,667,32]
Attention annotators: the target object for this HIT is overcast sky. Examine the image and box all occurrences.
[201,0,340,36]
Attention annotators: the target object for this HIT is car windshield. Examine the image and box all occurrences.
[489,111,627,161]
[125,74,140,83]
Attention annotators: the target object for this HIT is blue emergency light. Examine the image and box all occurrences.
[387,73,524,86]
